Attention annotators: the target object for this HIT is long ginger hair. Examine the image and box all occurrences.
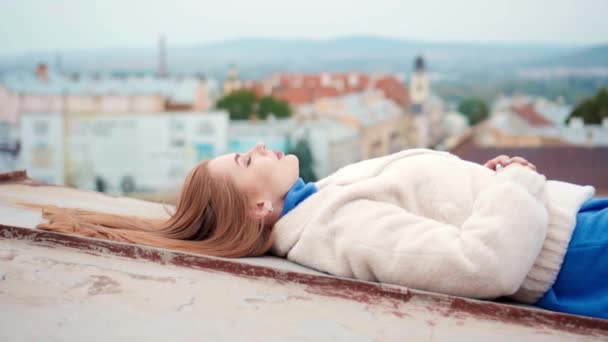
[32,161,274,258]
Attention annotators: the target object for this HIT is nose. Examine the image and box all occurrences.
[254,142,267,153]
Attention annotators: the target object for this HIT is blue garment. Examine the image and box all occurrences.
[280,178,318,217]
[536,197,608,319]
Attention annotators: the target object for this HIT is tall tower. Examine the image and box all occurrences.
[158,36,168,77]
[222,64,242,95]
[409,56,429,114]
[409,56,431,148]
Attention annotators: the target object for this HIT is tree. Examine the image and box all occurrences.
[458,98,489,126]
[286,137,317,182]
[216,90,291,120]
[95,176,107,193]
[258,96,291,119]
[567,87,608,125]
[216,90,257,120]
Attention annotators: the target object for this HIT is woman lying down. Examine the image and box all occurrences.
[34,143,607,319]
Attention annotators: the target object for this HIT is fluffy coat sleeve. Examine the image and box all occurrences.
[295,165,549,299]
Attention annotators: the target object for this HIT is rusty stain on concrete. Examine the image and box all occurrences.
[87,275,122,296]
[0,249,18,261]
[176,297,196,312]
[2,223,608,337]
[126,273,177,283]
[69,275,122,296]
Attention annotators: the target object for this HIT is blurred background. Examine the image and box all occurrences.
[1,0,607,202]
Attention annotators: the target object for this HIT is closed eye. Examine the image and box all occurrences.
[247,156,252,166]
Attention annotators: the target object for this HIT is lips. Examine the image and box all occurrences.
[274,150,284,160]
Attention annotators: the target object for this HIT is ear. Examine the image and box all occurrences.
[251,200,273,220]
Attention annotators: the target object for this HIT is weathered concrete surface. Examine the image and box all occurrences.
[2,235,606,342]
[1,170,607,341]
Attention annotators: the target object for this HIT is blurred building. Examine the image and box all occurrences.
[228,117,294,153]
[289,119,360,178]
[0,64,220,173]
[228,117,360,178]
[450,137,608,196]
[0,64,218,125]
[298,90,409,159]
[221,57,459,152]
[407,56,449,149]
[222,64,242,95]
[19,111,229,193]
[224,69,410,108]
[0,121,19,172]
[475,95,608,147]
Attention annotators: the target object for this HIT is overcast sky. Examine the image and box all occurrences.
[1,0,607,55]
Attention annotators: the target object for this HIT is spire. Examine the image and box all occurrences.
[158,35,168,77]
[414,55,426,72]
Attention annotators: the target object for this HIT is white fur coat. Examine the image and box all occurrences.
[271,149,595,303]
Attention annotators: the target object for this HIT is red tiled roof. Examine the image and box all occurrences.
[250,83,265,98]
[273,87,313,105]
[511,104,552,126]
[374,76,410,107]
[263,73,407,106]
[302,75,322,88]
[313,87,340,99]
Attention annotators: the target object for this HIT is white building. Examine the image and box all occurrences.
[0,65,218,125]
[19,112,65,184]
[486,96,608,147]
[228,117,360,179]
[297,89,410,160]
[290,119,360,178]
[19,111,229,193]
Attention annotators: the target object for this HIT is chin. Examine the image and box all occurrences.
[285,155,300,178]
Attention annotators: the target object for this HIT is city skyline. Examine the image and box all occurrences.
[1,0,607,56]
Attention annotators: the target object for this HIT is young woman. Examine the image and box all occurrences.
[37,143,606,319]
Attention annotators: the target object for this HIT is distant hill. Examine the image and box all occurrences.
[0,36,577,77]
[529,44,608,67]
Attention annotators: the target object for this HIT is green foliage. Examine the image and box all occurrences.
[216,90,257,120]
[458,98,489,126]
[286,137,317,182]
[258,96,291,118]
[567,87,608,124]
[216,90,291,120]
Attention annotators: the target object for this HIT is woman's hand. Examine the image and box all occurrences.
[484,155,537,172]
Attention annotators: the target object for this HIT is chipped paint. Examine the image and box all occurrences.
[2,223,608,339]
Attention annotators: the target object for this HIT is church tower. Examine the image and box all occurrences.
[409,56,429,114]
[222,64,242,95]
[409,56,431,147]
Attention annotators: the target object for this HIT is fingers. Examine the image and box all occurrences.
[485,155,537,172]
[484,155,510,169]
[508,156,536,170]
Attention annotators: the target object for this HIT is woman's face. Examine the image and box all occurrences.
[208,142,300,213]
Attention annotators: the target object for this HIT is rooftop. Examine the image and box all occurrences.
[450,133,608,195]
[0,70,209,105]
[1,170,608,340]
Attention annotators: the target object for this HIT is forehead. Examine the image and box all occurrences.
[208,153,237,175]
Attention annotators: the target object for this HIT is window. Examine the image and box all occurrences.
[33,121,49,135]
[198,122,215,136]
[370,139,383,158]
[389,132,401,153]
